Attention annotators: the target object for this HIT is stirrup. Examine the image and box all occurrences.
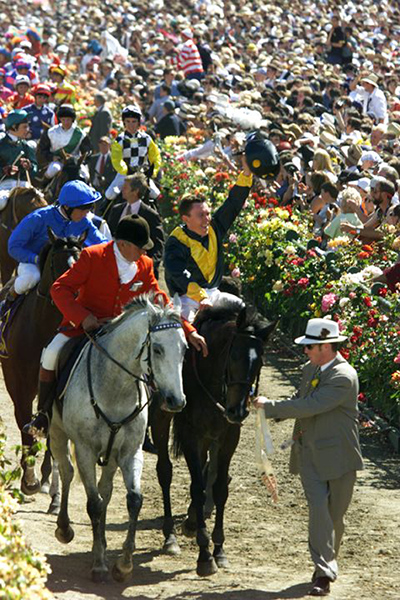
[22,412,49,439]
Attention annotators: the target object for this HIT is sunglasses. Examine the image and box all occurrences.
[305,344,316,350]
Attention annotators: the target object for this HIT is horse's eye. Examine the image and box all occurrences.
[153,346,163,356]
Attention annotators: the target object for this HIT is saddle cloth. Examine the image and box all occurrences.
[0,294,24,359]
[55,335,89,414]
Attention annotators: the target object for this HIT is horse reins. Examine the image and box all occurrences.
[191,329,263,416]
[84,321,182,467]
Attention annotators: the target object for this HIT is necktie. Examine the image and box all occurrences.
[99,154,106,175]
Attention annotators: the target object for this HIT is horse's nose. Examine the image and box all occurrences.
[224,405,249,425]
[161,394,186,413]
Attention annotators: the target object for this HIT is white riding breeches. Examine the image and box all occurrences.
[41,333,70,370]
[14,263,41,295]
[0,179,30,194]
[180,288,245,323]
[45,161,63,179]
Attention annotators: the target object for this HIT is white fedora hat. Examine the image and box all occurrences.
[295,318,347,345]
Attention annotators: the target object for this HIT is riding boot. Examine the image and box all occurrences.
[23,367,56,439]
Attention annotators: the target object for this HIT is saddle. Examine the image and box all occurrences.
[54,335,89,414]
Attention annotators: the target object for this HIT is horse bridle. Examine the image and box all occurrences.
[36,247,80,301]
[191,328,263,417]
[84,321,183,467]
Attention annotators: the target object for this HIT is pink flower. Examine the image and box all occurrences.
[321,293,338,313]
[394,352,400,364]
[297,277,309,289]
[229,233,238,244]
[231,267,241,278]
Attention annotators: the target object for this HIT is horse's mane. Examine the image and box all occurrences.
[101,294,182,334]
[38,236,82,276]
[38,241,53,276]
[194,298,244,328]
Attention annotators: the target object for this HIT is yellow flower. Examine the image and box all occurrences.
[311,378,320,388]
[314,309,322,317]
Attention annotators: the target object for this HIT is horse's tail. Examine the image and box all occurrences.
[171,415,184,459]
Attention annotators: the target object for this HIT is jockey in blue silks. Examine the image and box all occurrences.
[5,180,106,304]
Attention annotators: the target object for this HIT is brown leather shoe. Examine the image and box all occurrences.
[309,576,331,596]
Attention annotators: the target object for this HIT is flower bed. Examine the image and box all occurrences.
[161,149,400,429]
[0,424,52,599]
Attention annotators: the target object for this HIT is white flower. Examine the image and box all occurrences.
[339,297,350,308]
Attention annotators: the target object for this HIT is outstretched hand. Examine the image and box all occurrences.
[188,331,208,357]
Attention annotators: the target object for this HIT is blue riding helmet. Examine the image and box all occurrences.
[58,180,102,208]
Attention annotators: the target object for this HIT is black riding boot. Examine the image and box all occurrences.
[23,367,56,439]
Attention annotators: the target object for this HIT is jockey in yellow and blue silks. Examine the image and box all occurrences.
[7,180,106,298]
[164,162,253,322]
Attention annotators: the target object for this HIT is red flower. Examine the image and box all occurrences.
[358,392,367,403]
[367,317,379,328]
[350,335,359,344]
[363,296,372,307]
[362,244,374,253]
[358,251,370,259]
[378,287,388,297]
[268,197,279,206]
[340,348,350,360]
[353,325,363,337]
[306,249,317,258]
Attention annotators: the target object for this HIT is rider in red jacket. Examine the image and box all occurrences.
[24,214,207,439]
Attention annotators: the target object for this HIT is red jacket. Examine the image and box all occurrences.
[51,241,195,337]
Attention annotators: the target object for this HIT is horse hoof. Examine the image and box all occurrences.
[21,478,41,496]
[181,519,196,538]
[163,540,181,556]
[214,553,229,569]
[47,496,60,515]
[197,557,218,577]
[55,526,74,544]
[91,568,109,583]
[111,563,132,583]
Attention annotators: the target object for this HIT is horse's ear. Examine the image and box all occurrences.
[172,293,182,316]
[78,229,89,245]
[236,306,247,330]
[255,319,278,343]
[47,227,57,244]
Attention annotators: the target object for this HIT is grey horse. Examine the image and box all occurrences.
[49,296,187,582]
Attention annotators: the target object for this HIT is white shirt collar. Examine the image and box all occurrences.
[113,241,138,284]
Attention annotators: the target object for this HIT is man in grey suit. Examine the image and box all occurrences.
[88,93,112,153]
[255,318,363,597]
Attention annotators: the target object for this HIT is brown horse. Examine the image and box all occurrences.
[0,229,87,498]
[0,187,47,286]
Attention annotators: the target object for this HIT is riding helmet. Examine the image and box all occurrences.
[5,109,28,129]
[122,105,142,121]
[57,105,76,120]
[58,180,102,208]
[244,131,280,180]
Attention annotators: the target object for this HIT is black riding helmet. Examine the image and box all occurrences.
[245,131,280,180]
[57,105,76,120]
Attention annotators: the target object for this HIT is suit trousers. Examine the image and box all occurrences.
[300,449,356,581]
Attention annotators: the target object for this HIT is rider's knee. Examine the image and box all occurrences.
[14,263,41,294]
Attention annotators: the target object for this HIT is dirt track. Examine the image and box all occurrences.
[2,350,400,600]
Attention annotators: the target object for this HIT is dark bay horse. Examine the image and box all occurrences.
[0,229,86,497]
[151,302,276,576]
[0,187,47,285]
[43,155,89,204]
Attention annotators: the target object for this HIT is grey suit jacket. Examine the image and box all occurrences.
[89,105,112,153]
[264,354,364,481]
